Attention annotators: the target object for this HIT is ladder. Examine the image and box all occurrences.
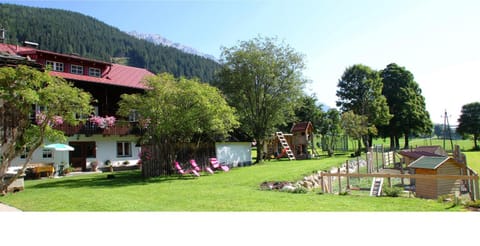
[370,177,384,196]
[275,132,295,160]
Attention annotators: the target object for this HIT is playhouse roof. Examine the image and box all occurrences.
[290,121,313,132]
[408,156,450,169]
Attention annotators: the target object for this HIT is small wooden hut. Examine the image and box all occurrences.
[408,156,467,199]
[290,121,314,159]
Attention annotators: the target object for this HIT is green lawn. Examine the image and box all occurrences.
[0,156,469,211]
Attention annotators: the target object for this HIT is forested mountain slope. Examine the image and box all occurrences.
[0,4,220,82]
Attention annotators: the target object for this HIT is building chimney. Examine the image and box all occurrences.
[23,41,39,48]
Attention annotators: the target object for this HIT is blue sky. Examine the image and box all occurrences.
[3,0,480,124]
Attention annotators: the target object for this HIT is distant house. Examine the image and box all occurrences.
[1,42,155,172]
[408,156,467,199]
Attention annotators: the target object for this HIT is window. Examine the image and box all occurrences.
[20,147,30,159]
[128,110,140,122]
[46,60,64,72]
[29,104,37,120]
[30,104,47,120]
[89,67,101,77]
[76,106,98,120]
[42,149,53,159]
[71,64,84,75]
[117,142,132,157]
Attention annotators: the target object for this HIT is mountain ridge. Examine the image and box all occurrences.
[128,31,217,61]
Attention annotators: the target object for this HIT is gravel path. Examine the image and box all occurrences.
[0,202,22,212]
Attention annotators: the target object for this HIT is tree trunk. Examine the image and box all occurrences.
[256,140,263,164]
[404,135,410,149]
[357,139,363,156]
[474,134,479,150]
[395,136,400,150]
[362,135,369,153]
[389,135,395,150]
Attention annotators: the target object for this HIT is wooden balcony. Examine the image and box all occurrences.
[54,121,145,137]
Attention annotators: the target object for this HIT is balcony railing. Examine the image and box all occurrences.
[53,121,146,137]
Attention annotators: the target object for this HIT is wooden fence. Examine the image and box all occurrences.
[318,169,479,200]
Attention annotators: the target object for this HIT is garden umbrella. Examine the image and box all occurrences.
[44,143,74,175]
[44,143,74,151]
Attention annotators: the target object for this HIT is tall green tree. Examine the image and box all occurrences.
[117,73,239,177]
[401,82,432,148]
[457,102,480,150]
[336,64,391,152]
[319,109,342,157]
[290,94,324,132]
[341,111,377,155]
[0,65,92,195]
[216,36,307,163]
[380,63,432,149]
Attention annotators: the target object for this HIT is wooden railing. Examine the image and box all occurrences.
[54,121,146,137]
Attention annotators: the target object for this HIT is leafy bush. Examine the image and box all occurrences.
[382,186,403,197]
[465,200,480,208]
[291,186,308,194]
[339,191,350,196]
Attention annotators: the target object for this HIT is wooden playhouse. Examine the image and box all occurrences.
[290,121,314,159]
[264,121,314,160]
[408,156,467,199]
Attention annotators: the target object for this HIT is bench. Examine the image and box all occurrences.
[26,163,55,178]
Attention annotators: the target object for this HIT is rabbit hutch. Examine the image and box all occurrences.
[408,156,468,199]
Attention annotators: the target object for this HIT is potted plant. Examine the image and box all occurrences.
[105,160,113,172]
[64,166,75,175]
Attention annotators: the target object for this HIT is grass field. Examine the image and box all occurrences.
[0,154,472,212]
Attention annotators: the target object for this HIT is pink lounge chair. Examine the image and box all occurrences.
[174,161,200,177]
[189,159,214,175]
[209,158,229,172]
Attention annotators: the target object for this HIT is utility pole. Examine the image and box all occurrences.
[442,109,454,151]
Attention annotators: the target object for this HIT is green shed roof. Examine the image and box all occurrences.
[408,156,450,170]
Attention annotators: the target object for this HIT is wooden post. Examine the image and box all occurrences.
[338,167,342,194]
[382,146,386,169]
[357,157,361,185]
[346,160,350,189]
[328,171,332,194]
[367,151,373,173]
[320,172,324,193]
[475,176,479,201]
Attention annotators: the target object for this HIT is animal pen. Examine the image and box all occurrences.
[310,146,479,201]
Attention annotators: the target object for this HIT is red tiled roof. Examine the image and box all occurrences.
[105,64,154,89]
[51,64,153,89]
[18,49,111,66]
[0,43,155,89]
[291,121,313,132]
[0,43,35,55]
